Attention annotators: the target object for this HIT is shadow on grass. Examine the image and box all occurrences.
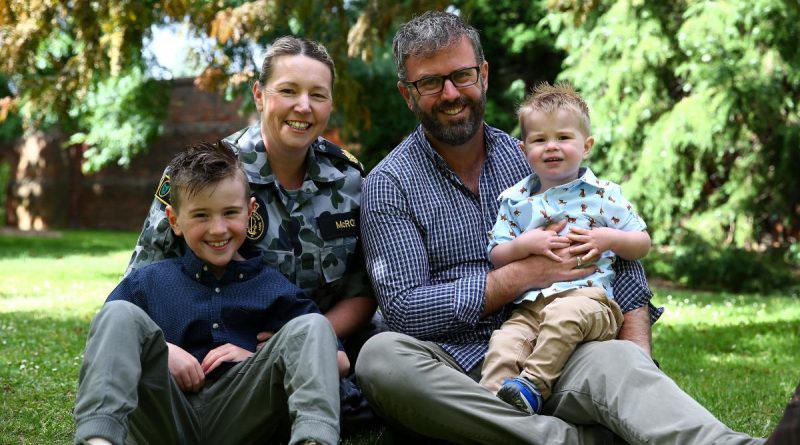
[0,230,138,259]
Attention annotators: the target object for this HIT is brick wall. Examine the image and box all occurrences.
[6,78,249,230]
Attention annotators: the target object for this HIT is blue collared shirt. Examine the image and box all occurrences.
[488,167,647,302]
[107,248,319,374]
[361,124,662,372]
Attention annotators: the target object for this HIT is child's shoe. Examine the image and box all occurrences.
[496,377,543,415]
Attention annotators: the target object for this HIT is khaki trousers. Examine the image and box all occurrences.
[481,287,624,399]
[356,332,764,445]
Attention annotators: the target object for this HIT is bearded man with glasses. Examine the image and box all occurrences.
[355,9,766,445]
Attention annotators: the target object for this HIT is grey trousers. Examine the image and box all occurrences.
[74,301,340,445]
[355,332,765,445]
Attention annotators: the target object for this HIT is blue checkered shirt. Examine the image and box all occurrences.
[361,124,663,372]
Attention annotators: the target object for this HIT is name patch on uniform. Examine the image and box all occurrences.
[247,195,268,242]
[154,174,171,206]
[317,211,359,240]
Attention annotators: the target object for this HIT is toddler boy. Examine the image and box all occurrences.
[480,83,651,415]
[73,141,340,445]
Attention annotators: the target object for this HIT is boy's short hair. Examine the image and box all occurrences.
[168,140,250,211]
[518,82,591,137]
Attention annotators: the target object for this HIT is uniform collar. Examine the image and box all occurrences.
[233,125,346,186]
[499,166,600,201]
[180,247,264,285]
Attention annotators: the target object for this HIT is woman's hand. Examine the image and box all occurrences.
[337,350,351,377]
[255,331,275,350]
[167,342,205,392]
[202,343,253,375]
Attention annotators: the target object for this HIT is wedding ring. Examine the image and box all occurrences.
[576,256,583,267]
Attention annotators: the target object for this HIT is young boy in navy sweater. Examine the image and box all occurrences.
[73,141,340,445]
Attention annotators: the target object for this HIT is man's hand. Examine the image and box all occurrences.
[167,342,205,392]
[484,246,595,317]
[202,343,253,375]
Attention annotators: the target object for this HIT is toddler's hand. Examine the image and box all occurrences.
[518,227,571,262]
[566,226,614,264]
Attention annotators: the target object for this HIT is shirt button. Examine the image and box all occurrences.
[195,273,200,279]
[214,287,220,293]
[203,265,208,271]
[212,323,219,329]
[238,273,244,280]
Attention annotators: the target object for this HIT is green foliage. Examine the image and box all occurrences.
[544,0,800,248]
[345,48,418,170]
[0,0,189,171]
[460,0,564,135]
[643,233,796,293]
[67,68,170,172]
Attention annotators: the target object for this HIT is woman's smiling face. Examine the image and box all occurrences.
[253,54,334,157]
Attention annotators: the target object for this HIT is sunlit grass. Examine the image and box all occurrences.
[1,230,797,443]
[651,289,800,437]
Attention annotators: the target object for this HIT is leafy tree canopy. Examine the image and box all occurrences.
[545,0,800,248]
[0,0,450,171]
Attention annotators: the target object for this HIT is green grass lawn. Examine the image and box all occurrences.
[1,230,798,444]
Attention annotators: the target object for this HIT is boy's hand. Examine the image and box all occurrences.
[337,350,351,378]
[566,226,616,264]
[517,227,571,262]
[202,343,253,375]
[167,342,205,392]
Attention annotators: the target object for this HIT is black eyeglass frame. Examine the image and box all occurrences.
[404,66,482,96]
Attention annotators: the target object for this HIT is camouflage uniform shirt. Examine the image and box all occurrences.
[126,125,374,312]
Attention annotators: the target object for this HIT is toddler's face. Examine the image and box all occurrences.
[520,108,594,191]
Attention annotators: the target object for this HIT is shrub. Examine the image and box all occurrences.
[643,235,795,293]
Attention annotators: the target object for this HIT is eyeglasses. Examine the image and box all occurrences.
[405,66,481,96]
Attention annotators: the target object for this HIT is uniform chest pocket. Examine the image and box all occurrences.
[320,237,358,284]
[261,250,296,281]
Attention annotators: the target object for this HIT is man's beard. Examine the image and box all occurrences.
[411,88,486,146]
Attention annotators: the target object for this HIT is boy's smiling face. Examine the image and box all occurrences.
[520,107,594,192]
[166,173,255,277]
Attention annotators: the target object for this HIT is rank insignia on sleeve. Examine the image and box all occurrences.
[341,148,360,165]
[154,174,171,206]
[247,195,267,242]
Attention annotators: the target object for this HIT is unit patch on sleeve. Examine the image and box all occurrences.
[317,210,359,240]
[247,195,268,242]
[154,174,171,206]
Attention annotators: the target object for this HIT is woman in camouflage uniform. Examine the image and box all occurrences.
[127,37,377,377]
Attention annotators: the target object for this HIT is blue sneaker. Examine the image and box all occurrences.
[497,377,543,415]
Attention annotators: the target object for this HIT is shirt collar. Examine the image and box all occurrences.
[180,248,263,285]
[499,166,599,201]
[410,123,500,171]
[234,125,346,186]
